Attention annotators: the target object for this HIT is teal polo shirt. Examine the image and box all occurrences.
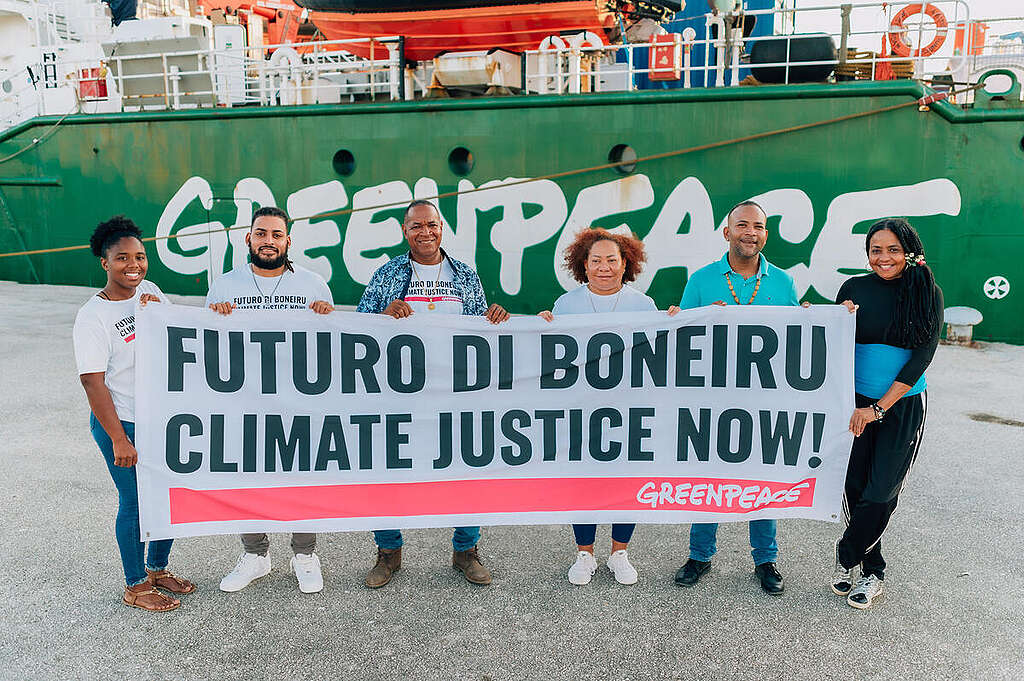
[679,252,799,309]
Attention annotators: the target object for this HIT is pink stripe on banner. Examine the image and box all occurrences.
[168,477,816,524]
[404,296,462,302]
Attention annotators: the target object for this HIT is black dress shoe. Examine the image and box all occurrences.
[755,562,785,594]
[674,559,712,587]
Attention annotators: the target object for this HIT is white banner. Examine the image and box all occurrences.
[135,304,855,541]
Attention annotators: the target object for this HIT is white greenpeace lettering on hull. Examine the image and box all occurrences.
[156,175,962,299]
[797,178,961,299]
[485,178,567,295]
[342,180,411,285]
[287,180,346,283]
[156,176,223,278]
[633,176,718,292]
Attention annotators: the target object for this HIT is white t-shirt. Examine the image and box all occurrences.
[72,280,168,423]
[551,284,657,315]
[404,258,463,314]
[206,264,333,310]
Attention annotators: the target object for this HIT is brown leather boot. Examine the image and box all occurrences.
[365,547,401,588]
[452,546,491,585]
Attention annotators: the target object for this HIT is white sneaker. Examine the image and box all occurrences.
[831,540,856,596]
[290,552,324,594]
[847,573,884,609]
[220,552,271,592]
[567,551,598,585]
[607,549,639,585]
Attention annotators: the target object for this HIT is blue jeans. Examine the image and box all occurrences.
[689,520,778,565]
[374,527,480,552]
[90,414,174,586]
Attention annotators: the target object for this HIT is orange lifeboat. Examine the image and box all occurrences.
[295,1,619,61]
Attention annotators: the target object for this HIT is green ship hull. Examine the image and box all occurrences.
[1,81,1021,341]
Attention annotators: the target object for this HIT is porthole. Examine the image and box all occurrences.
[608,144,637,175]
[448,146,474,176]
[332,149,356,176]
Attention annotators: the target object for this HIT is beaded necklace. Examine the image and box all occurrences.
[724,271,762,305]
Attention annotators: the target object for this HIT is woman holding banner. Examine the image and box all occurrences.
[73,216,195,612]
[538,227,659,586]
[833,218,942,610]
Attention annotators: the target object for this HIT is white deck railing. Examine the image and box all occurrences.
[523,1,1010,95]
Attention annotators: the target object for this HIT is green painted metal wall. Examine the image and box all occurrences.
[0,82,1021,342]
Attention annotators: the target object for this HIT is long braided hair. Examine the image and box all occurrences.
[865,218,939,348]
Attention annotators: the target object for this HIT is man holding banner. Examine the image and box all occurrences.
[356,200,510,588]
[672,201,801,595]
[207,206,335,595]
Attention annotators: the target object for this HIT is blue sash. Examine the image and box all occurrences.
[854,343,926,399]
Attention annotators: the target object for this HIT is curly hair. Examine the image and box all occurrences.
[563,228,647,284]
[865,218,939,348]
[89,215,143,258]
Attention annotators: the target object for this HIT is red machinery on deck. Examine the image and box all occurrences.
[198,1,307,44]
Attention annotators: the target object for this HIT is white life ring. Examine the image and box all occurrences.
[567,31,604,50]
[269,46,301,69]
[539,35,567,51]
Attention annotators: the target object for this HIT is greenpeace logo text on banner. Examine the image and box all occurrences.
[635,478,814,511]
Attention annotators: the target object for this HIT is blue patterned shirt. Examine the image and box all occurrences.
[356,250,489,316]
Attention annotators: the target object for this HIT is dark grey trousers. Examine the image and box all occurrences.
[241,533,316,556]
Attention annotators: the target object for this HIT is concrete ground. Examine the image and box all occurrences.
[0,281,1021,681]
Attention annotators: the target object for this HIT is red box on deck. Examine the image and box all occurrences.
[649,33,682,81]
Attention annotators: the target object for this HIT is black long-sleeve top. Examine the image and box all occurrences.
[836,273,944,387]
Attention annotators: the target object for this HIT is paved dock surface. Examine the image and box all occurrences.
[0,281,1021,681]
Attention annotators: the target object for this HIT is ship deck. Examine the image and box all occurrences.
[0,280,1020,680]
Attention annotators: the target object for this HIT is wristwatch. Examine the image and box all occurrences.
[871,403,886,422]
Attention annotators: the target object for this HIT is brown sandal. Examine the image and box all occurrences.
[146,568,197,595]
[123,585,180,612]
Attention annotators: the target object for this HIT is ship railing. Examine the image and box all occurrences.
[522,0,1020,102]
[26,0,116,46]
[0,35,408,125]
[101,36,406,109]
[942,14,1024,97]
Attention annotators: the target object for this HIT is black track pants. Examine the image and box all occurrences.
[837,392,927,579]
